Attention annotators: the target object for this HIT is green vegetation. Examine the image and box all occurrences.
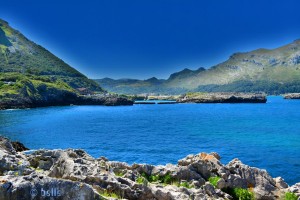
[148,174,160,182]
[208,176,221,187]
[138,172,175,185]
[194,80,300,95]
[136,172,150,184]
[136,176,144,184]
[0,18,105,108]
[96,40,300,95]
[223,188,255,200]
[136,174,148,186]
[99,190,120,199]
[178,181,193,189]
[160,173,173,184]
[0,26,12,47]
[284,192,298,200]
[29,166,44,173]
[136,172,193,188]
[114,171,125,177]
[0,72,75,98]
[0,45,9,64]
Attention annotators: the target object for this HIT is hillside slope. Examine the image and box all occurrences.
[96,39,300,95]
[0,19,119,108]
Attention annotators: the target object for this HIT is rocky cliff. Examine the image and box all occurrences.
[0,94,133,109]
[0,137,298,200]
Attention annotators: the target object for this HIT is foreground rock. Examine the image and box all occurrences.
[0,137,298,200]
[177,92,267,103]
[11,141,29,152]
[283,93,300,99]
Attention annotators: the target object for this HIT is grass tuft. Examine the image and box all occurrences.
[208,176,221,187]
[178,181,193,189]
[284,192,298,200]
[99,190,120,199]
[223,187,254,200]
[114,171,125,177]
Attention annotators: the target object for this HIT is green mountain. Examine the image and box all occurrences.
[96,39,300,95]
[0,19,106,108]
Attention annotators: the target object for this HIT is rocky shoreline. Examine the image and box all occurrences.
[0,92,269,110]
[0,137,298,200]
[0,95,133,110]
[4,91,300,110]
[283,93,300,99]
[177,93,267,103]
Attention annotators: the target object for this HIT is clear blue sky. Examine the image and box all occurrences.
[1,0,300,79]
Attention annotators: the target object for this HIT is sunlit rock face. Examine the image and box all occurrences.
[0,136,298,200]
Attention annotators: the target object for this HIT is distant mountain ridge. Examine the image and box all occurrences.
[95,39,300,95]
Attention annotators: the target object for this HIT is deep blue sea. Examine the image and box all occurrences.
[0,96,299,185]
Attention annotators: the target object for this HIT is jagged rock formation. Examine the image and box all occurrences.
[177,93,267,103]
[283,93,300,99]
[0,137,298,199]
[0,94,133,109]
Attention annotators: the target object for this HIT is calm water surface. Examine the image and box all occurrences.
[0,96,299,184]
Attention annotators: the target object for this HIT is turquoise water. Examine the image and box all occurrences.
[0,96,299,185]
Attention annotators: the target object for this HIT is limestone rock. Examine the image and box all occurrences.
[177,93,267,103]
[227,159,278,199]
[283,93,300,99]
[0,136,297,200]
[288,183,300,198]
[0,173,101,200]
[274,177,289,189]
